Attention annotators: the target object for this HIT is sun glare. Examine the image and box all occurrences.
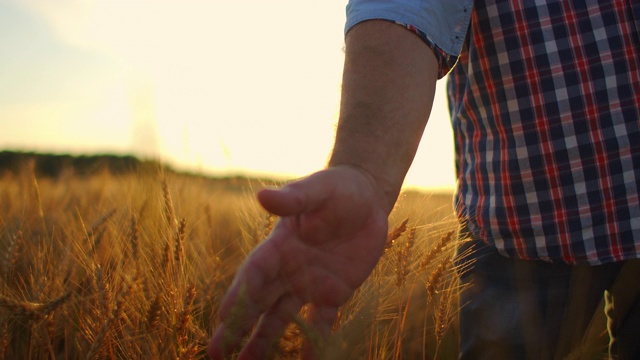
[1,0,455,191]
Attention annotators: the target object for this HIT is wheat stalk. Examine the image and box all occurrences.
[426,258,451,303]
[146,294,162,334]
[178,342,199,360]
[128,215,139,261]
[395,226,415,288]
[82,209,116,243]
[86,275,137,360]
[32,175,47,238]
[162,238,173,274]
[95,266,112,315]
[3,230,22,280]
[0,291,71,320]
[434,286,453,350]
[386,218,408,250]
[254,213,275,245]
[161,177,176,227]
[176,283,197,355]
[174,218,187,269]
[419,230,453,273]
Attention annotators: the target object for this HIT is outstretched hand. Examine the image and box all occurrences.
[207,165,391,359]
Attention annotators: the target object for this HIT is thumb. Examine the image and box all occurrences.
[257,173,332,216]
[257,186,311,217]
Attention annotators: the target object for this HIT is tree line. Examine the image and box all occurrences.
[0,151,162,178]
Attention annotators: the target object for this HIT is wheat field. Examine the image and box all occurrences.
[0,159,465,359]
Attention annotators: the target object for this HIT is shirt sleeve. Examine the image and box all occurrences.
[345,0,472,78]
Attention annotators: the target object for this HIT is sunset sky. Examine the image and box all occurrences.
[0,0,456,191]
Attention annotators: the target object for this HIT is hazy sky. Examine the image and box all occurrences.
[0,0,456,190]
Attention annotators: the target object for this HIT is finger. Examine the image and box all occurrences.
[237,295,303,360]
[302,304,339,359]
[209,244,289,358]
[257,172,334,216]
[305,304,338,336]
[218,256,273,319]
[257,187,299,216]
[207,322,238,360]
[219,220,301,317]
[207,285,258,360]
[208,280,287,359]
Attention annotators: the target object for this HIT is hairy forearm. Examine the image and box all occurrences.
[329,20,439,211]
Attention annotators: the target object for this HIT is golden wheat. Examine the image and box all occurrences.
[0,162,468,359]
[2,230,22,280]
[0,292,71,320]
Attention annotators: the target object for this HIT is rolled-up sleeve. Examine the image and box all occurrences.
[345,0,472,78]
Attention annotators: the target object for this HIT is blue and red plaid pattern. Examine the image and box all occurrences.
[448,0,640,264]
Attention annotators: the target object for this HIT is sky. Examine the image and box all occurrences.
[0,0,456,191]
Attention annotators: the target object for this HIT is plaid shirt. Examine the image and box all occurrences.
[447,0,640,265]
[348,0,640,265]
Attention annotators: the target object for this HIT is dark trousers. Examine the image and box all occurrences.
[457,237,640,359]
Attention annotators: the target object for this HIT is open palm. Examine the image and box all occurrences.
[207,166,390,359]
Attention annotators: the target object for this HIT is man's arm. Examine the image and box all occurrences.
[207,20,439,360]
[331,20,439,211]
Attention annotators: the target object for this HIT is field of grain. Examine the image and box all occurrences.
[0,160,465,359]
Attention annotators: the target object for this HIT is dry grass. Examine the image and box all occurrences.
[0,163,465,359]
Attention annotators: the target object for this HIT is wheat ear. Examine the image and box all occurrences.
[386,218,408,250]
[0,292,71,320]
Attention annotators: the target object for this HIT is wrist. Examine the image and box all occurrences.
[326,162,400,215]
